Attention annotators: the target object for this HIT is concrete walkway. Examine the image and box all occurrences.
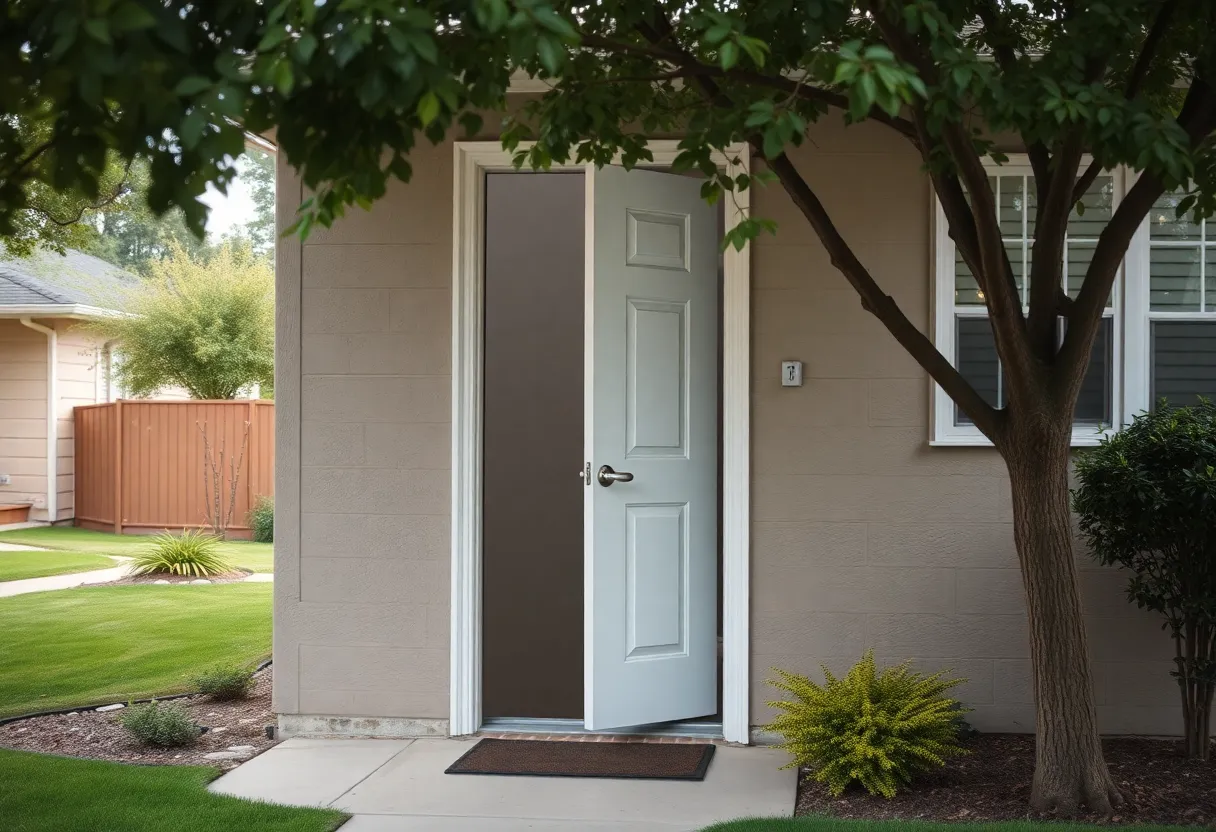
[210,738,796,830]
[0,543,273,597]
[0,546,131,598]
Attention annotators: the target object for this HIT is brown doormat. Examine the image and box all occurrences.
[445,738,715,781]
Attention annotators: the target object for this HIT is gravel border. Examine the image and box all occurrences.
[0,667,278,771]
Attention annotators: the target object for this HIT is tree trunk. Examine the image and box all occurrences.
[1004,423,1122,814]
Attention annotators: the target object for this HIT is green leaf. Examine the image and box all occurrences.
[705,24,732,45]
[720,40,739,71]
[416,91,441,126]
[405,30,439,64]
[294,32,319,63]
[110,3,157,33]
[273,60,295,95]
[83,18,111,44]
[258,25,290,52]
[174,76,212,96]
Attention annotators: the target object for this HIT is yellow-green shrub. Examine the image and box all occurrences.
[765,650,968,798]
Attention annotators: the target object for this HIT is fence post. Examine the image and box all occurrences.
[113,399,123,535]
[247,399,256,525]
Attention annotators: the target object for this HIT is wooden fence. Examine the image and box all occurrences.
[74,400,274,539]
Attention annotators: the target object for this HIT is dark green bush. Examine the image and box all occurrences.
[194,664,256,701]
[249,495,273,543]
[119,701,198,747]
[1073,399,1216,759]
[765,650,967,797]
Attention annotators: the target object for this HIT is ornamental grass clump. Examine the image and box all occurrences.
[766,650,967,797]
[129,529,232,577]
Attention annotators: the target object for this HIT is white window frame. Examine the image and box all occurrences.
[931,157,1125,446]
[1123,178,1216,417]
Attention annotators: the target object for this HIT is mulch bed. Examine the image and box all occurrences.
[797,733,1216,826]
[0,667,278,771]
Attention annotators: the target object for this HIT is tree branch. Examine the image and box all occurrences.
[1027,132,1085,359]
[1059,77,1216,400]
[763,151,1002,438]
[869,4,1033,389]
[973,0,1051,183]
[628,6,1001,437]
[1073,1,1180,203]
[575,33,921,145]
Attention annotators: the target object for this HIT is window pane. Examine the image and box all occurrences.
[1149,192,1201,241]
[1026,176,1037,238]
[1065,241,1095,300]
[1067,176,1113,239]
[955,244,1025,306]
[1075,317,1113,425]
[1152,321,1216,407]
[955,251,983,305]
[955,316,1000,425]
[1208,246,1216,312]
[955,315,1113,426]
[1149,246,1202,310]
[999,176,1026,237]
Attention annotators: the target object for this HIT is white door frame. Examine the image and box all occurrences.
[450,140,752,743]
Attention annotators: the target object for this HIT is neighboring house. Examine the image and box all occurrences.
[271,116,1211,744]
[0,249,133,526]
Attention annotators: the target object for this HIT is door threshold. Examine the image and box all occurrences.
[480,717,724,739]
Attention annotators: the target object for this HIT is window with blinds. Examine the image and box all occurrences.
[1146,193,1216,409]
[949,173,1116,429]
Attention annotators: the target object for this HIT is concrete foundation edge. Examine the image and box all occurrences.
[278,714,450,739]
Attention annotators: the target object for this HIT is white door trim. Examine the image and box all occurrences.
[450,140,752,743]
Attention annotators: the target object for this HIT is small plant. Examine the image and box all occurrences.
[249,495,274,543]
[1074,399,1216,759]
[766,650,967,798]
[120,701,198,747]
[129,529,232,577]
[194,663,256,701]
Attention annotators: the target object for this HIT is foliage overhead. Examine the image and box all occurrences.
[1073,399,1216,759]
[89,241,274,400]
[766,651,968,798]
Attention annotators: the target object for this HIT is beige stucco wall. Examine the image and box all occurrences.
[274,118,1177,736]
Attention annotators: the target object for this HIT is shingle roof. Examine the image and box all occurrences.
[0,249,136,313]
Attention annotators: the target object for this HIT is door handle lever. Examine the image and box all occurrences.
[597,464,634,487]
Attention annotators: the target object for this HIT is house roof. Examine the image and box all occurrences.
[0,249,136,316]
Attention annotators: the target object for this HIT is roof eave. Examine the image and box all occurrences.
[0,304,124,319]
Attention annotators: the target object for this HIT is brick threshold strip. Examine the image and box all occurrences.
[477,731,734,745]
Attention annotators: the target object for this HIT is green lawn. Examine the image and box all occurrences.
[0,550,115,582]
[0,750,347,832]
[702,820,1187,832]
[0,527,273,573]
[0,583,271,717]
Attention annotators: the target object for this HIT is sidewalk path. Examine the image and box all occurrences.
[0,544,274,598]
[0,557,130,598]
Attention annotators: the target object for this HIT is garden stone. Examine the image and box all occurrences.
[95,704,124,712]
[153,580,170,585]
[203,751,244,761]
[211,726,227,733]
[226,745,256,753]
[190,579,211,585]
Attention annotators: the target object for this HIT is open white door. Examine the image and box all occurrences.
[584,165,719,731]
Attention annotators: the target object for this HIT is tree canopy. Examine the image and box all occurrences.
[6,0,1216,815]
[89,241,274,400]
